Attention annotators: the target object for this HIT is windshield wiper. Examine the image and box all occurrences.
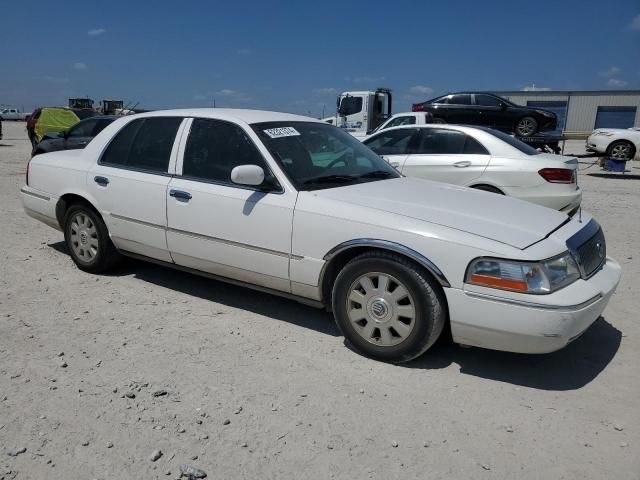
[303,174,358,186]
[358,170,396,179]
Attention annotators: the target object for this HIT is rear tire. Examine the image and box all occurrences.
[63,204,120,273]
[515,116,538,137]
[331,251,446,363]
[606,140,635,161]
[471,184,504,195]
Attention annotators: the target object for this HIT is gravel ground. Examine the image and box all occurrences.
[1,121,639,479]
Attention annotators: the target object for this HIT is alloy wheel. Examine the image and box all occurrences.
[69,212,99,262]
[610,142,632,160]
[346,272,416,346]
[516,118,536,136]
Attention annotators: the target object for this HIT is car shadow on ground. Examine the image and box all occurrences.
[50,242,340,338]
[49,241,621,391]
[587,172,640,180]
[406,316,621,391]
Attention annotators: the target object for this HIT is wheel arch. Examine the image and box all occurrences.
[467,182,505,194]
[319,239,451,306]
[55,191,102,229]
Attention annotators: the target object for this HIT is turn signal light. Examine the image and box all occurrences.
[412,104,424,112]
[538,168,574,184]
[469,273,529,292]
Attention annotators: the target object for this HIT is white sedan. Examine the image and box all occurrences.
[586,127,639,161]
[363,124,582,213]
[21,109,620,362]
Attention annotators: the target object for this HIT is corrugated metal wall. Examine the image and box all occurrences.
[492,92,640,132]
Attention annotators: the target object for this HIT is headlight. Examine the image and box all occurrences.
[466,252,580,294]
[594,131,614,137]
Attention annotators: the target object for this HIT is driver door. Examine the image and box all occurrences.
[166,118,296,292]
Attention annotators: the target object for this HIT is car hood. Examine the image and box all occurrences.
[313,177,568,249]
[592,128,640,136]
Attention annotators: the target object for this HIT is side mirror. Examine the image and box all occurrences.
[230,165,265,187]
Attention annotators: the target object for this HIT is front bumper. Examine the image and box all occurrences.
[585,135,608,154]
[445,257,621,354]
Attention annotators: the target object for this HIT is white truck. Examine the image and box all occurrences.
[323,88,392,140]
[0,107,30,121]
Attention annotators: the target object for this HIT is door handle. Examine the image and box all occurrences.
[94,176,109,186]
[453,161,472,168]
[169,189,192,201]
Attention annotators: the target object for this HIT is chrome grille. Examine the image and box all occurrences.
[566,220,606,279]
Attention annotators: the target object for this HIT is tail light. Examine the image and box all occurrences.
[538,168,574,184]
[412,104,424,112]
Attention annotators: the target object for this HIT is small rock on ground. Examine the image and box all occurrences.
[149,449,163,462]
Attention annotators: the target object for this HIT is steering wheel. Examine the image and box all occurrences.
[326,151,353,169]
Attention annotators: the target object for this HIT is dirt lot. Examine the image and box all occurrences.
[1,120,639,479]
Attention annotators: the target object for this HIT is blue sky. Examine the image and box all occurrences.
[1,0,639,116]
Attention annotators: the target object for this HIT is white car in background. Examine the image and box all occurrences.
[363,124,582,213]
[21,109,620,362]
[586,127,639,161]
[370,112,433,134]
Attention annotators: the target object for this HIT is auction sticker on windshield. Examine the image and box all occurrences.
[263,127,301,138]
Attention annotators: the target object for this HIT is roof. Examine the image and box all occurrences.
[489,89,640,96]
[132,108,320,124]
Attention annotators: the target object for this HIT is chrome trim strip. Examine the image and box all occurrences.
[20,187,50,201]
[117,249,324,308]
[464,290,602,311]
[320,239,451,288]
[110,213,165,230]
[167,227,294,259]
[111,213,303,260]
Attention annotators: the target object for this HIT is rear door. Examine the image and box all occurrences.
[439,94,477,124]
[89,116,186,262]
[400,128,490,185]
[363,128,421,170]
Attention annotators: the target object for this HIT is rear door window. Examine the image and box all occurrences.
[100,117,182,172]
[68,119,98,137]
[448,94,472,105]
[417,128,476,154]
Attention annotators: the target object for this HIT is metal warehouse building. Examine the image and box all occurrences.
[491,90,640,134]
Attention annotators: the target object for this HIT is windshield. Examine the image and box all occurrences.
[252,121,400,191]
[483,128,541,155]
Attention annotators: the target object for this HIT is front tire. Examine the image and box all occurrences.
[63,204,120,273]
[515,116,538,137]
[606,140,635,160]
[332,251,446,363]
